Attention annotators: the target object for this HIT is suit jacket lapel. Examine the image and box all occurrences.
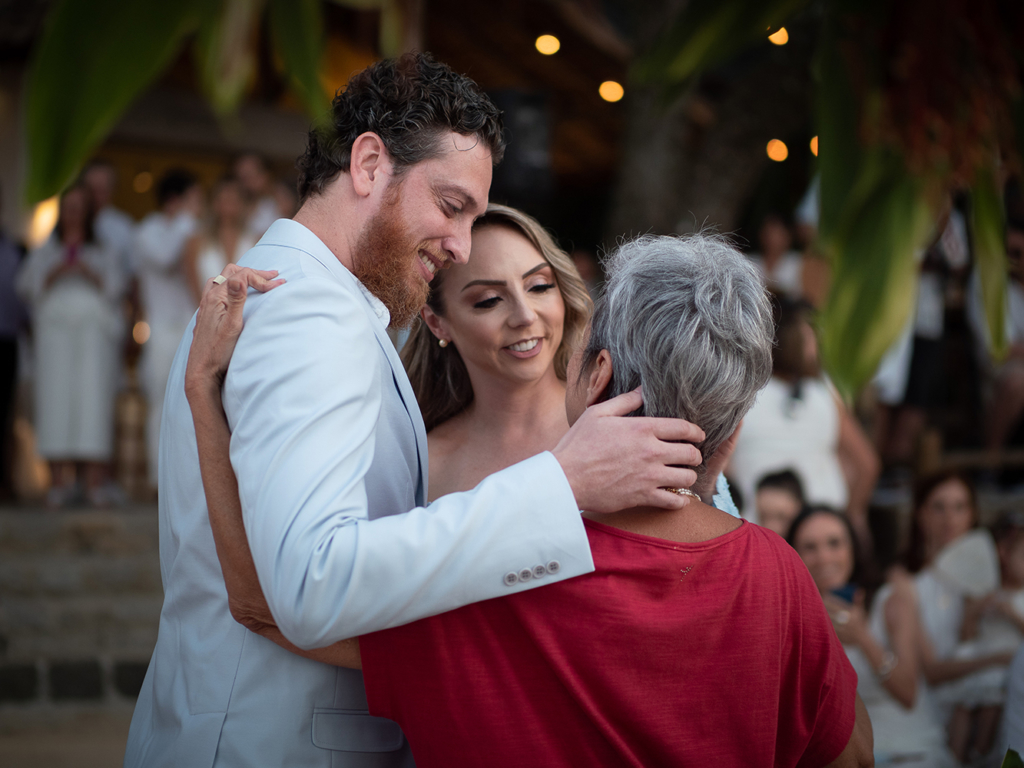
[366,321,430,506]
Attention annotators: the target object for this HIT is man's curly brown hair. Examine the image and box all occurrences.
[296,52,505,202]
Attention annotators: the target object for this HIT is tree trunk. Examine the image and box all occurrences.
[606,5,816,243]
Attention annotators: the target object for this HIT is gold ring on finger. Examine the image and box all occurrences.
[664,487,700,500]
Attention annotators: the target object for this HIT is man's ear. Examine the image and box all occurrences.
[349,132,391,198]
[585,349,614,408]
[421,305,450,345]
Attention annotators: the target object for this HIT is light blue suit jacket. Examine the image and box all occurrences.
[123,220,595,767]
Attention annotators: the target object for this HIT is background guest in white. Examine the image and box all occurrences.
[15,184,124,507]
[234,152,279,240]
[133,169,203,491]
[82,159,136,283]
[182,176,256,304]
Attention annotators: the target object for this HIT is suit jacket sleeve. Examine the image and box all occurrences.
[224,275,594,649]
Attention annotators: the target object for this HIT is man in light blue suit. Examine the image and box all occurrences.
[124,54,706,767]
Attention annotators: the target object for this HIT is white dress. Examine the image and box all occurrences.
[194,233,257,286]
[16,239,124,460]
[133,211,198,485]
[847,584,956,767]
[729,376,847,519]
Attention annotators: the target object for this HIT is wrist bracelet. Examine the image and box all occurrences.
[877,651,898,681]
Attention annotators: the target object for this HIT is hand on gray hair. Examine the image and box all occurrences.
[579,233,774,473]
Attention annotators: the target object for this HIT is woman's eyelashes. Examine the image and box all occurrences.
[472,283,556,309]
[473,295,501,309]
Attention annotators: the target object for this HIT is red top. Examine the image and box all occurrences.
[361,519,857,768]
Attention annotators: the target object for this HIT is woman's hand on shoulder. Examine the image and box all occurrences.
[185,264,284,399]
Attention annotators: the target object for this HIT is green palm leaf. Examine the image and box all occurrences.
[633,0,810,86]
[24,0,209,204]
[972,167,1010,362]
[268,0,331,121]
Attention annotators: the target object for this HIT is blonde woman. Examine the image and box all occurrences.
[402,204,592,498]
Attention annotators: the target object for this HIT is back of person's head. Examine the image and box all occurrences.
[296,52,505,203]
[771,295,818,381]
[579,233,773,474]
[157,169,198,208]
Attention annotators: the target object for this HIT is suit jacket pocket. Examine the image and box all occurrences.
[311,708,406,753]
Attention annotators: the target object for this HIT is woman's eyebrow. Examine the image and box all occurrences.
[462,279,505,291]
[461,263,550,291]
[522,262,550,278]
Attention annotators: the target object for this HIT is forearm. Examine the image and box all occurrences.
[186,376,275,631]
[825,694,873,768]
[248,620,362,669]
[923,654,1007,685]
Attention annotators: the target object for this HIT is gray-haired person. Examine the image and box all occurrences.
[192,233,874,766]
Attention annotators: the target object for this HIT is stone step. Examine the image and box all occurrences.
[0,507,159,557]
[0,505,163,714]
[0,554,162,597]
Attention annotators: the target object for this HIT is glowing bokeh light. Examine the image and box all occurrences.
[133,171,153,194]
[810,136,819,156]
[599,81,624,103]
[768,27,789,45]
[535,35,561,55]
[133,321,151,345]
[28,196,59,248]
[767,139,789,162]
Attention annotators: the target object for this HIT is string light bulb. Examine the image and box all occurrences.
[535,35,560,55]
[599,81,624,102]
[768,27,789,45]
[766,139,789,162]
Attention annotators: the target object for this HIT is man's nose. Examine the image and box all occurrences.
[443,223,473,265]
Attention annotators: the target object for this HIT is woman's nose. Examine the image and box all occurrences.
[508,296,538,327]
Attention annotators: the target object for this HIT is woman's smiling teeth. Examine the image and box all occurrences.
[507,339,539,352]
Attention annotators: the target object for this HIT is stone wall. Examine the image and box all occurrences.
[0,507,161,714]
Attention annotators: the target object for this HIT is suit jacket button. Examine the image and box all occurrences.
[504,572,519,586]
[532,564,547,579]
[546,560,561,574]
[518,568,534,582]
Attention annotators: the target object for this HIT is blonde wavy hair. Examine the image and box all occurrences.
[402,203,593,433]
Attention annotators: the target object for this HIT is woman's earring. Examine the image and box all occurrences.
[438,339,449,348]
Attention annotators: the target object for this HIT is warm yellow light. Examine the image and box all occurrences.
[133,171,153,194]
[767,139,789,162]
[28,196,59,248]
[535,35,560,55]
[133,321,151,345]
[768,27,789,45]
[599,81,624,103]
[810,136,819,156]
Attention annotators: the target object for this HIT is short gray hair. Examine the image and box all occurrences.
[580,233,774,473]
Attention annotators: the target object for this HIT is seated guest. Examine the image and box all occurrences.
[754,468,806,536]
[789,506,956,767]
[906,470,1016,759]
[188,234,872,766]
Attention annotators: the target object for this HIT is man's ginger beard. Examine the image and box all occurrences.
[353,179,434,329]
